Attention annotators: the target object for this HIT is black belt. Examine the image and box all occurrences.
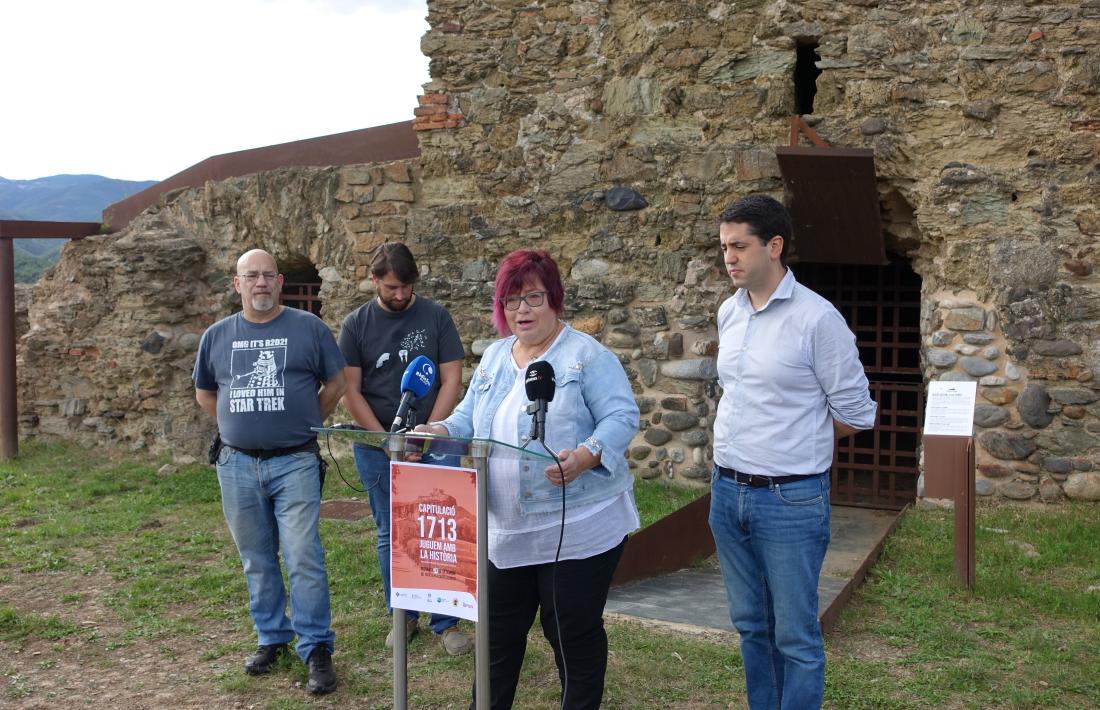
[229,439,319,460]
[717,465,823,487]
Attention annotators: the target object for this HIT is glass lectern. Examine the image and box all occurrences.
[315,427,556,710]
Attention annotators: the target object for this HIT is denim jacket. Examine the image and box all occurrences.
[441,324,639,515]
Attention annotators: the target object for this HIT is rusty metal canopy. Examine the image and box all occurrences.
[775,146,887,265]
[0,220,100,239]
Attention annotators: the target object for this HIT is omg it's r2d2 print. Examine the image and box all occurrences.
[229,337,288,412]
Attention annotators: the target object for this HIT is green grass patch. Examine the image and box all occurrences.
[827,504,1100,709]
[632,476,707,528]
[1,442,1098,707]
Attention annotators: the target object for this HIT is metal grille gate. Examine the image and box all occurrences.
[796,260,923,509]
[281,281,322,316]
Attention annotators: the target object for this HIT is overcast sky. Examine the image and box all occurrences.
[1,0,430,182]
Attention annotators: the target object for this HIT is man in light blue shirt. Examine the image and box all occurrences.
[708,195,877,710]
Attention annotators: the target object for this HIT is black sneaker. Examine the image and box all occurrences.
[306,646,337,695]
[244,643,288,675]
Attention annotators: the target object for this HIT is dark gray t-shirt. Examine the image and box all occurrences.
[338,296,464,430]
[193,307,346,450]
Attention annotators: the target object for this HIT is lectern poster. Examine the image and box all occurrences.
[924,381,977,436]
[389,460,478,622]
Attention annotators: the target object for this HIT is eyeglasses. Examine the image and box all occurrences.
[501,290,547,311]
[238,271,280,283]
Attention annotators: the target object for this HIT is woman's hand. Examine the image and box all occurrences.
[404,423,448,462]
[544,446,599,487]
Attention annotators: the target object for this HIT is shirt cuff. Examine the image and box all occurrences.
[581,436,604,458]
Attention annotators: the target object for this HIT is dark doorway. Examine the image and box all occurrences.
[794,41,822,115]
[281,262,323,316]
[795,258,922,509]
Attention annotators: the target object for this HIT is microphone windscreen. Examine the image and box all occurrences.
[524,361,556,402]
[399,355,436,399]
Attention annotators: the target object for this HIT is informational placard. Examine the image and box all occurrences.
[924,381,977,436]
[389,460,478,622]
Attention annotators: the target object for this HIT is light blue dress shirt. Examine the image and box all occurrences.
[713,269,878,476]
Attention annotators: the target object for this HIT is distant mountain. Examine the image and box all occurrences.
[0,174,157,283]
[0,174,157,222]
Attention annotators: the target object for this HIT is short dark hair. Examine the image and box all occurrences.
[370,242,419,284]
[718,195,793,266]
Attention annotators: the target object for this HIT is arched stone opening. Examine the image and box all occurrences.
[279,256,322,317]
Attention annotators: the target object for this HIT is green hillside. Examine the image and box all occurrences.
[1,174,156,283]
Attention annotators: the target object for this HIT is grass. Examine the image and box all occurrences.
[1,441,1098,708]
[827,505,1100,709]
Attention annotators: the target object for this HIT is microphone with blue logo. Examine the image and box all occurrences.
[390,355,436,433]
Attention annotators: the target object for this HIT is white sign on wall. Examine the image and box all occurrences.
[924,381,977,437]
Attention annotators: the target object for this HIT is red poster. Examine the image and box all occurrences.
[389,460,478,622]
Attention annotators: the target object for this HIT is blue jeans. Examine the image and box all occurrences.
[353,444,459,635]
[708,467,831,710]
[216,448,334,662]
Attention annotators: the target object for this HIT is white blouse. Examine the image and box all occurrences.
[486,351,639,569]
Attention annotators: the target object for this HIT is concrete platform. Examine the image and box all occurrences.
[605,505,903,634]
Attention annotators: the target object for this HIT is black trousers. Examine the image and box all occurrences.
[472,537,627,710]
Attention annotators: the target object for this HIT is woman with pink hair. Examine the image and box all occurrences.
[418,249,639,709]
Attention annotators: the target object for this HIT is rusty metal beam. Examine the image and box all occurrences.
[0,221,103,459]
[0,221,100,239]
[0,238,16,458]
[789,116,829,147]
[103,120,421,231]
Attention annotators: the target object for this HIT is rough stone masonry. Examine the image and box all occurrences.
[16,0,1100,503]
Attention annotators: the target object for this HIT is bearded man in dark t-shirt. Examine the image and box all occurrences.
[337,241,471,655]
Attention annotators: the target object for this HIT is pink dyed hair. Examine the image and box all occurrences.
[491,249,565,336]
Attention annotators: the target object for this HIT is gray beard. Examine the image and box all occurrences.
[250,294,276,312]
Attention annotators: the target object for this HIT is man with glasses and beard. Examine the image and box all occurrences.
[194,249,346,695]
[337,241,472,655]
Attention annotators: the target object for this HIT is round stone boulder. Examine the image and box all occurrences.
[998,480,1037,500]
[1016,384,1053,428]
[1063,472,1100,501]
[681,430,708,447]
[960,356,997,377]
[662,412,699,431]
[973,404,1009,428]
[979,431,1036,460]
[643,428,672,446]
[926,349,958,368]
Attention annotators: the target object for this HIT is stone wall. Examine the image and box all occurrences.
[17,161,420,454]
[16,0,1100,502]
[408,0,1100,500]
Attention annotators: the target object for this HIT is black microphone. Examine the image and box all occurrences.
[524,361,555,442]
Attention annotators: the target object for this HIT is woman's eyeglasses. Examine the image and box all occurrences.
[501,290,547,310]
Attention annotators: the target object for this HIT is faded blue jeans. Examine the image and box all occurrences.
[708,467,831,710]
[353,444,459,635]
[216,448,334,662]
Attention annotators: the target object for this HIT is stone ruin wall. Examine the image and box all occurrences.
[16,0,1100,502]
[17,161,421,453]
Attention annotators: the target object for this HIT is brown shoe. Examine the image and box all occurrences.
[440,626,473,656]
[385,615,419,648]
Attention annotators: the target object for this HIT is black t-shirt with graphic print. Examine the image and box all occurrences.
[338,296,464,430]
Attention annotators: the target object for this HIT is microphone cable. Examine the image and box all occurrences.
[530,436,569,710]
[323,431,365,493]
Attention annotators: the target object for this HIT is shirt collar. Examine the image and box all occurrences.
[733,267,795,312]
